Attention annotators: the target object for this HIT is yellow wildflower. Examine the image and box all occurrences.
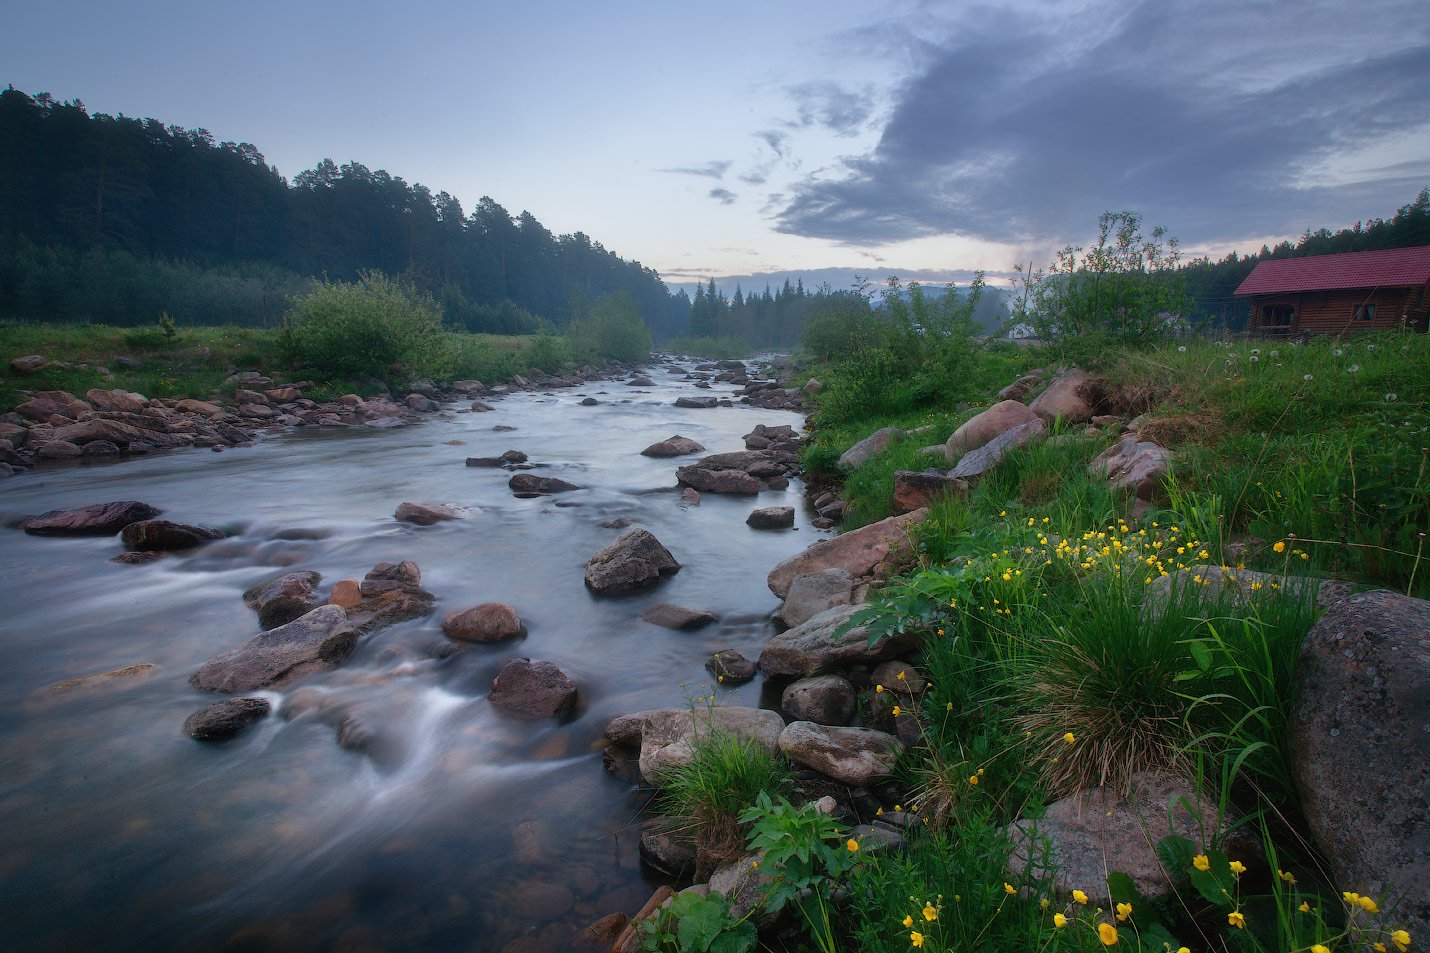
[1391,929,1410,952]
[1064,732,1077,744]
[968,775,979,786]
[1115,902,1133,921]
[903,914,913,928]
[1098,922,1119,946]
[1299,901,1311,913]
[1004,883,1016,895]
[1229,860,1247,875]
[1313,947,1331,953]
[1040,898,1050,910]
[891,705,902,716]
[846,838,859,852]
[1358,896,1380,914]
[1277,869,1297,884]
[923,904,938,922]
[1273,541,1286,553]
[1193,854,1210,871]
[1072,889,1089,905]
[1054,913,1068,928]
[1228,911,1246,929]
[910,930,924,947]
[876,684,885,693]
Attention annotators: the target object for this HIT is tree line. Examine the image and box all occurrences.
[0,87,688,335]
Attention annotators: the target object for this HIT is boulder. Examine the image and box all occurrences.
[707,852,778,924]
[1087,437,1173,500]
[705,650,758,684]
[674,395,718,408]
[781,675,856,726]
[1006,771,1256,904]
[803,378,823,394]
[37,440,83,459]
[627,376,656,387]
[395,501,467,524]
[675,466,760,495]
[605,709,667,745]
[584,529,681,594]
[837,426,900,470]
[691,450,787,476]
[21,500,162,536]
[997,372,1044,401]
[640,604,718,630]
[121,519,226,552]
[508,473,582,495]
[1291,590,1429,936]
[243,570,323,630]
[344,561,436,632]
[892,470,968,513]
[1028,369,1099,424]
[327,579,362,609]
[191,605,358,692]
[948,400,1040,452]
[176,398,223,416]
[183,697,272,741]
[84,388,149,413]
[443,602,525,642]
[759,604,920,677]
[10,354,48,373]
[778,569,854,627]
[777,721,902,786]
[638,707,785,784]
[641,435,705,457]
[950,419,1045,486]
[767,509,927,599]
[639,819,698,877]
[488,658,578,718]
[746,506,795,529]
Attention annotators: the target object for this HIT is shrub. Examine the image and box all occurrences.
[522,330,571,373]
[277,271,454,381]
[566,291,652,363]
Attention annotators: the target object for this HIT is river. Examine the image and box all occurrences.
[0,361,814,952]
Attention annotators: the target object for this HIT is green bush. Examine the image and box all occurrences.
[566,291,652,363]
[664,335,752,360]
[277,271,454,381]
[522,330,572,372]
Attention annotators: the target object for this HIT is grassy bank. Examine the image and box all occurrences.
[637,330,1427,953]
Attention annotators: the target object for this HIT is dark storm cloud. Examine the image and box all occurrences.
[709,187,737,205]
[657,160,733,179]
[776,0,1430,246]
[786,80,875,136]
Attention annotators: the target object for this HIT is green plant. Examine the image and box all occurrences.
[638,890,756,953]
[522,330,571,372]
[277,271,454,381]
[567,291,652,363]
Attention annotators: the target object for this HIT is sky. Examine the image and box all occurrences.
[4,0,1428,291]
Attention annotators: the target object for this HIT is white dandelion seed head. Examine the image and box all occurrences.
[1333,348,1343,357]
[1249,355,1259,362]
[1347,364,1359,373]
[1303,374,1314,381]
[1385,393,1398,402]
[1177,345,1187,353]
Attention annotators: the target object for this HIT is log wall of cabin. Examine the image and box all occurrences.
[1247,285,1429,335]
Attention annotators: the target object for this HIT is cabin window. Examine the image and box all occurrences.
[1353,303,1375,322]
[1262,305,1294,329]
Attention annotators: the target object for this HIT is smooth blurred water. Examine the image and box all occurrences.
[0,364,817,952]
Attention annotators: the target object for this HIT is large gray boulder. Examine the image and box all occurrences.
[191,605,358,693]
[675,466,761,495]
[760,604,921,677]
[1291,590,1429,936]
[641,435,705,457]
[585,528,681,594]
[767,509,928,599]
[1087,437,1173,501]
[777,721,902,785]
[948,400,1040,453]
[1006,771,1256,904]
[838,426,900,470]
[21,501,162,536]
[638,707,785,785]
[1028,368,1100,423]
[950,419,1045,486]
[777,568,853,628]
[781,675,856,726]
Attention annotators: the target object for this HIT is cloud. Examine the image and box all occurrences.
[708,187,737,205]
[756,129,789,159]
[775,0,1430,247]
[786,81,875,136]
[657,160,732,179]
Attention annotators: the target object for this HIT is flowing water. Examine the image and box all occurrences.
[0,363,816,952]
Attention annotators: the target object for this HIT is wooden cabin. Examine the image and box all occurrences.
[1234,245,1430,336]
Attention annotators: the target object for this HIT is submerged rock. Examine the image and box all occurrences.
[345,560,436,632]
[121,519,226,552]
[705,650,758,684]
[584,528,681,594]
[640,603,718,630]
[243,570,323,630]
[21,500,162,536]
[443,602,525,642]
[675,466,760,495]
[395,501,467,524]
[191,605,358,693]
[641,435,705,457]
[509,473,583,495]
[183,697,272,741]
[674,395,718,409]
[488,658,579,718]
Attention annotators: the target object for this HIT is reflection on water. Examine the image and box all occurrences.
[0,365,816,952]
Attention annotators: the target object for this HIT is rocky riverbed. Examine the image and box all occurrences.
[0,356,820,953]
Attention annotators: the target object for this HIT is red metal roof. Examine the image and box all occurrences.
[1233,245,1430,296]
